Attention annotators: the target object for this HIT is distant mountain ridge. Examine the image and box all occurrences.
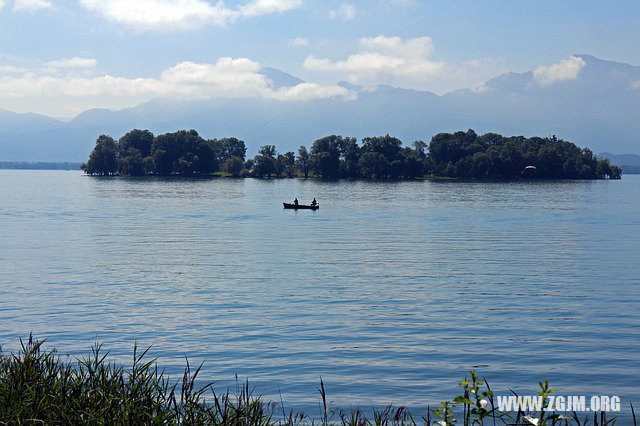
[0,109,64,133]
[599,152,640,174]
[0,54,639,162]
[599,152,640,166]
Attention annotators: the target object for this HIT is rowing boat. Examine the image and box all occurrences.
[283,203,319,210]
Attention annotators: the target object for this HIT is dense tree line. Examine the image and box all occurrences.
[82,130,247,177]
[83,129,621,179]
[428,130,620,179]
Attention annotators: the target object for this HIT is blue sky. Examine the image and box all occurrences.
[1,0,639,117]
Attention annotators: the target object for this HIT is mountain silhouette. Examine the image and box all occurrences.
[0,54,638,161]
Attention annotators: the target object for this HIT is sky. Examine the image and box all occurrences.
[0,0,639,118]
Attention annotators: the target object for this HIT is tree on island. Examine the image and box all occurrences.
[428,131,621,179]
[118,129,153,158]
[81,135,117,176]
[223,156,244,176]
[209,137,247,166]
[83,129,248,176]
[275,154,286,177]
[117,129,154,176]
[296,146,310,178]
[402,141,427,178]
[282,152,296,178]
[151,130,216,175]
[340,137,360,178]
[359,152,390,178]
[253,145,277,178]
[309,135,361,179]
[310,135,342,178]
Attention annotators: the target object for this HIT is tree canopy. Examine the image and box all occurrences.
[82,135,117,176]
[83,129,621,180]
[427,131,621,179]
[83,130,247,176]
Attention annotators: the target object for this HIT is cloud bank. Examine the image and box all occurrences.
[303,35,512,94]
[78,0,302,30]
[304,36,445,87]
[0,56,352,116]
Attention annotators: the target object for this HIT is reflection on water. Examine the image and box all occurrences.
[1,170,639,416]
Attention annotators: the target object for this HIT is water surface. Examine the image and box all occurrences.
[1,170,639,416]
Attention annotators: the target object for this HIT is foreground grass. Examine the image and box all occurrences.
[0,336,635,425]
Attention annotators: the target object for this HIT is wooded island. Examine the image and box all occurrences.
[82,129,621,179]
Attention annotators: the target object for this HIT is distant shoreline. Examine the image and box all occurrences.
[2,164,638,175]
[3,163,638,175]
[0,161,82,170]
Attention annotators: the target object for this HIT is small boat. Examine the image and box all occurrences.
[283,203,319,210]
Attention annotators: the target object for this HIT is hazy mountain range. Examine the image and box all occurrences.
[0,54,638,162]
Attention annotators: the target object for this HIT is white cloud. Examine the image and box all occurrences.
[631,80,640,89]
[78,0,302,30]
[360,35,434,58]
[288,37,309,47]
[159,57,269,98]
[389,0,417,5]
[0,65,28,74]
[78,0,234,29]
[269,82,353,101]
[0,56,353,116]
[239,0,301,17]
[0,57,97,78]
[533,56,586,86]
[303,35,507,94]
[45,57,97,69]
[0,0,6,10]
[328,3,356,20]
[304,35,444,87]
[13,0,52,10]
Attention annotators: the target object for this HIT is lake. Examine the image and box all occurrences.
[1,170,639,418]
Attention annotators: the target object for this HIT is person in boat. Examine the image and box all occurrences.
[311,198,317,206]
[294,197,299,206]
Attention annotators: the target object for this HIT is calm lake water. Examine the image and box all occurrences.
[1,170,639,417]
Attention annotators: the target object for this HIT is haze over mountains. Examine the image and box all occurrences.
[0,54,638,162]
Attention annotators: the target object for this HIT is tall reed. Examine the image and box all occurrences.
[0,336,634,425]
